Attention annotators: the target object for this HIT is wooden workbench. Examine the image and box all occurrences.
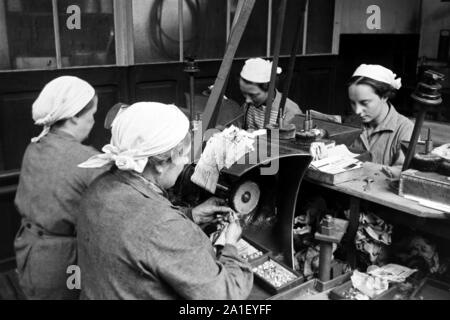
[305,161,450,268]
[307,162,448,220]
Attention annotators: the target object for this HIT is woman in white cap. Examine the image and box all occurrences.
[239,57,303,130]
[347,64,413,167]
[308,64,413,168]
[77,102,253,300]
[14,76,106,299]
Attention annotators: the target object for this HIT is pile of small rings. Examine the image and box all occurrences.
[253,260,297,288]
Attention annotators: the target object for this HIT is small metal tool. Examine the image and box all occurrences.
[363,177,374,192]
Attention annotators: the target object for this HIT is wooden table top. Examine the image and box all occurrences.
[306,162,449,220]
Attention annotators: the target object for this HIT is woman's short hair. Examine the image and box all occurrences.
[53,94,97,128]
[75,94,97,117]
[348,76,397,100]
[147,132,191,169]
[240,76,279,92]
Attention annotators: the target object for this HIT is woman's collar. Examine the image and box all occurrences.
[114,168,169,199]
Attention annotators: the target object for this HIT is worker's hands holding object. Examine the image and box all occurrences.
[209,210,243,248]
[192,197,233,224]
[192,197,243,248]
[223,212,242,247]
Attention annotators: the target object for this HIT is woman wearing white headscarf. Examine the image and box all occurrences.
[77,102,253,300]
[14,76,106,300]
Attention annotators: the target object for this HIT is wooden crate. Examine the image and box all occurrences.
[399,169,450,206]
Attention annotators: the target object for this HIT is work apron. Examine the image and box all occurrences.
[14,219,80,300]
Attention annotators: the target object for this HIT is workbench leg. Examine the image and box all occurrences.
[346,197,361,269]
[319,242,333,282]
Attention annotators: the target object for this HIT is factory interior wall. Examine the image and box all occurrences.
[419,0,450,59]
[338,0,421,34]
[0,0,9,70]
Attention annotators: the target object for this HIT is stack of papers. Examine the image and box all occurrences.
[310,145,363,175]
[367,264,417,283]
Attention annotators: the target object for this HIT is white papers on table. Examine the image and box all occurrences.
[367,264,417,283]
[310,145,363,175]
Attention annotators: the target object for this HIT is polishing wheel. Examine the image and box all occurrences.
[230,181,261,215]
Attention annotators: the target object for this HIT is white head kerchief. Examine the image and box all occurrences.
[78,102,189,173]
[352,64,402,90]
[240,58,282,83]
[31,76,95,143]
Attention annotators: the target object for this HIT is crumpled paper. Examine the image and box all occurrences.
[351,270,389,299]
[191,126,260,193]
[355,212,393,264]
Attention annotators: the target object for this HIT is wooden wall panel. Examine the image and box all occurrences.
[135,81,179,105]
[0,171,20,272]
[84,85,121,150]
[0,192,20,271]
[299,68,336,114]
[0,92,40,170]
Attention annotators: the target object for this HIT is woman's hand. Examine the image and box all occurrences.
[224,219,242,247]
[192,197,233,224]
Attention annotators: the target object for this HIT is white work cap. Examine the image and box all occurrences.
[240,58,282,84]
[352,64,402,90]
[79,102,189,173]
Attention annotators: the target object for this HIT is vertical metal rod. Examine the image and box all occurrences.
[264,0,287,127]
[178,0,184,62]
[403,107,427,171]
[347,197,360,269]
[278,6,303,127]
[190,73,196,163]
[302,0,309,55]
[52,0,62,69]
[226,0,231,41]
[267,0,272,57]
[189,75,195,124]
